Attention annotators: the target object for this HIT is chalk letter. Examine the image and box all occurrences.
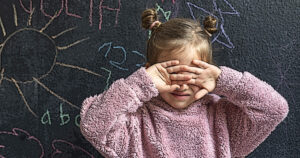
[59,103,70,126]
[65,0,82,18]
[98,0,121,30]
[75,114,80,127]
[41,109,51,125]
[19,0,33,13]
[40,0,64,18]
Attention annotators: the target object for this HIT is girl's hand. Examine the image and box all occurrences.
[146,60,193,93]
[167,60,221,100]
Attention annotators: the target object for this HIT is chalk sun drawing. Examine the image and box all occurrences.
[187,0,240,49]
[0,4,106,118]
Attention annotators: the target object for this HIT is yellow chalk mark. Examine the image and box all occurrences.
[27,8,35,26]
[0,17,6,36]
[52,27,77,39]
[33,77,79,109]
[11,78,38,118]
[56,62,103,77]
[57,37,89,50]
[0,68,4,85]
[40,12,58,33]
[13,4,18,26]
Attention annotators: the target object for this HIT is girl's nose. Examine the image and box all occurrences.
[177,84,188,91]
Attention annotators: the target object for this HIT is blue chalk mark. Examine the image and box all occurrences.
[98,42,146,71]
[100,67,111,90]
[187,0,240,49]
[131,51,146,67]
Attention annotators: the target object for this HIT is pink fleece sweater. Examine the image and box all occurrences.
[80,66,289,158]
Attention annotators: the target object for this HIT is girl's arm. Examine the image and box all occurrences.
[212,66,289,157]
[80,67,159,157]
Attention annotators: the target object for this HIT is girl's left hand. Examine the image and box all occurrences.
[167,60,221,100]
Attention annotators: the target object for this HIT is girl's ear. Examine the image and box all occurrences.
[145,62,150,68]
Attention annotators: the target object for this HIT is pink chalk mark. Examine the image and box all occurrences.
[99,0,121,30]
[89,0,93,26]
[19,0,32,13]
[0,128,44,158]
[40,0,64,18]
[51,139,94,158]
[65,0,82,18]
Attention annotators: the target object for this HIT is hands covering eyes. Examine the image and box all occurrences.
[145,60,221,100]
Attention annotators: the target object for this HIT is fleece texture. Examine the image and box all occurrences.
[80,66,289,158]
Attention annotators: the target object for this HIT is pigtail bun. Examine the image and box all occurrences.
[203,16,218,36]
[141,8,161,31]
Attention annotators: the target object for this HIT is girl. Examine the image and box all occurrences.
[80,8,289,158]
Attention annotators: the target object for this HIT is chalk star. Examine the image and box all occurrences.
[187,0,240,49]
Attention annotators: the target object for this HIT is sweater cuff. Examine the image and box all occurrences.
[124,67,159,102]
[212,66,243,97]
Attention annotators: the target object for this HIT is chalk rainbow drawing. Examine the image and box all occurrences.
[187,0,240,49]
[0,3,109,117]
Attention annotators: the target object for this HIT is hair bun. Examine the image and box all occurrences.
[203,16,218,36]
[141,8,161,31]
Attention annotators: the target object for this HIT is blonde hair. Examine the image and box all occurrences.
[141,8,218,66]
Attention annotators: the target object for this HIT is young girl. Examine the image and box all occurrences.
[80,8,289,158]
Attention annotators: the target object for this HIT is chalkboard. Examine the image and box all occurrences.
[0,0,298,157]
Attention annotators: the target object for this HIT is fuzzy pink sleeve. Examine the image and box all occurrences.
[80,67,158,157]
[212,66,289,157]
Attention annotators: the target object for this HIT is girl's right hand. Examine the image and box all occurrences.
[146,60,192,93]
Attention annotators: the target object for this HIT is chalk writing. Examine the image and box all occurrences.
[20,0,121,30]
[41,103,81,127]
[98,42,146,71]
[187,0,240,49]
[41,109,52,125]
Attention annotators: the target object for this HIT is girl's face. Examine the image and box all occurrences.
[156,45,205,109]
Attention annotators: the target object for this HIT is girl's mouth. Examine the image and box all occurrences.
[171,93,190,100]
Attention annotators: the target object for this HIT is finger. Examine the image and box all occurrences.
[160,60,180,68]
[171,80,188,85]
[169,74,192,81]
[171,79,198,85]
[195,89,208,100]
[167,65,204,74]
[192,60,211,69]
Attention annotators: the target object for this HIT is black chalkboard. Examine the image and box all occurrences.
[0,0,298,157]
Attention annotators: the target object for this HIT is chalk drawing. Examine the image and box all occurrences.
[0,128,94,158]
[267,39,297,106]
[51,139,94,158]
[0,128,44,158]
[98,42,146,71]
[187,0,240,49]
[0,4,106,117]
